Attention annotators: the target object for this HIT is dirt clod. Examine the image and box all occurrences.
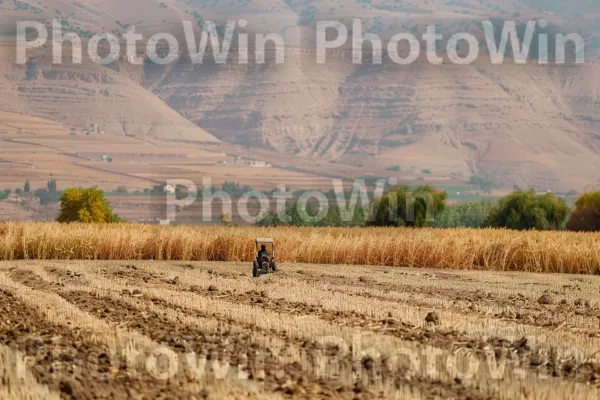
[538,294,554,305]
[59,380,74,395]
[425,311,440,326]
[515,337,529,350]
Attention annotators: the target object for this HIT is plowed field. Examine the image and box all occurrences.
[1,261,599,399]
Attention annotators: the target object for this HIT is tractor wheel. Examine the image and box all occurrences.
[252,261,260,278]
[272,261,278,272]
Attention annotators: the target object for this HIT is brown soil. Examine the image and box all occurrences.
[5,261,600,399]
[283,269,600,334]
[56,289,494,400]
[13,266,495,400]
[53,263,600,386]
[0,289,198,399]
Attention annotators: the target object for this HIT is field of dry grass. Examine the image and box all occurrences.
[1,222,600,274]
[0,110,337,201]
[0,260,598,399]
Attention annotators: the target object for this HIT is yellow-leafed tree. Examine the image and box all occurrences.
[566,192,600,232]
[57,187,121,223]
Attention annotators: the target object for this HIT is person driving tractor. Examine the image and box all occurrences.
[253,238,277,277]
[258,244,269,261]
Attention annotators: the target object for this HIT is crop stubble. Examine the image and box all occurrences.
[0,261,598,399]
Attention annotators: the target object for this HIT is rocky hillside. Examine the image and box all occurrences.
[0,43,219,142]
[1,0,600,190]
[145,54,600,190]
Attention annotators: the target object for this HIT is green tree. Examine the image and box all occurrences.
[34,180,61,205]
[323,204,367,227]
[566,192,600,232]
[469,173,499,194]
[57,187,121,223]
[47,179,57,194]
[484,190,569,230]
[256,203,367,227]
[369,185,447,227]
[256,210,283,227]
[273,202,327,227]
[24,179,30,193]
[221,181,253,198]
[34,188,51,205]
[433,200,497,228]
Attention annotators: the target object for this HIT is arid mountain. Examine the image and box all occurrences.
[0,43,219,142]
[1,0,600,191]
[145,55,600,190]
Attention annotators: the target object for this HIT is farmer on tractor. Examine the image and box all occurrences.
[253,238,277,277]
[257,244,269,262]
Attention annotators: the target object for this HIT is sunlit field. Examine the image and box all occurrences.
[1,260,599,399]
[1,222,599,274]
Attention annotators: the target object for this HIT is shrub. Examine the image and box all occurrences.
[369,185,447,227]
[469,173,500,194]
[34,180,60,205]
[221,181,253,198]
[256,203,367,228]
[0,189,10,201]
[220,212,232,226]
[484,190,569,230]
[432,200,497,228]
[566,192,600,232]
[57,187,121,223]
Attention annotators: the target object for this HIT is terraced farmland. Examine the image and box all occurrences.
[0,261,599,399]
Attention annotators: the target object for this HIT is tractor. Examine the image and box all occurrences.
[253,238,277,277]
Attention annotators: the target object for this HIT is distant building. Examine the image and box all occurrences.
[250,160,267,167]
[234,156,271,168]
[85,124,104,135]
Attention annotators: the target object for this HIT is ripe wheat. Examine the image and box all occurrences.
[0,222,599,273]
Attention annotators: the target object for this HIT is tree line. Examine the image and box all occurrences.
[259,186,600,232]
[39,183,600,232]
[0,180,61,206]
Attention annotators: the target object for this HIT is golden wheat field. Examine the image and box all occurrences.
[1,222,600,274]
[0,260,599,399]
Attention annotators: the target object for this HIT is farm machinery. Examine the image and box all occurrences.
[253,238,278,277]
